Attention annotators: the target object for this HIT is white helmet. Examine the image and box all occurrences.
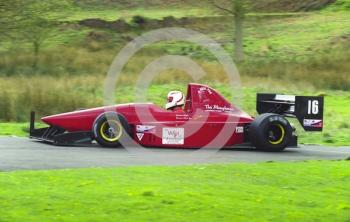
[166,91,185,110]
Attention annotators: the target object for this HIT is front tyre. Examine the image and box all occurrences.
[93,112,130,148]
[249,113,292,152]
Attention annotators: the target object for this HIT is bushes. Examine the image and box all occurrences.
[0,69,348,122]
[0,76,103,121]
[1,42,349,89]
[131,15,148,26]
[79,15,184,31]
[0,47,113,77]
[0,41,349,122]
[239,43,350,90]
[240,61,350,90]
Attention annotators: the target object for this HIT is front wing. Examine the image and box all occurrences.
[29,112,93,146]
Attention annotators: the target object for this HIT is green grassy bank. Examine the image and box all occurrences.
[0,160,349,222]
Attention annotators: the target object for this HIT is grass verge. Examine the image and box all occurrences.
[0,122,46,137]
[0,161,349,221]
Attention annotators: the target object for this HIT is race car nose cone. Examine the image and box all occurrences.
[41,112,75,126]
[41,116,58,125]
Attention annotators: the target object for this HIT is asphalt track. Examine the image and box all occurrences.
[0,137,349,171]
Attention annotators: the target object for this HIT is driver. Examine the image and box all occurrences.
[166,91,185,112]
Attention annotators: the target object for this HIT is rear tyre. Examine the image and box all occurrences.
[93,112,130,148]
[249,113,292,152]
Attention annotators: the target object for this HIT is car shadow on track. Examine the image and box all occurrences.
[30,140,301,154]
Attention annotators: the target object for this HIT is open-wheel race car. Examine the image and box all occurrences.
[30,83,324,151]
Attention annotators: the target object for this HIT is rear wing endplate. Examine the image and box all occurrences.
[257,94,324,131]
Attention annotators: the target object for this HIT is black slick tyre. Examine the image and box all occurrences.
[93,112,130,148]
[249,113,293,152]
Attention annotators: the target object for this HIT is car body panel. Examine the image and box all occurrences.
[40,83,254,148]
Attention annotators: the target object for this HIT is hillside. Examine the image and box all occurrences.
[0,0,349,89]
[0,0,349,147]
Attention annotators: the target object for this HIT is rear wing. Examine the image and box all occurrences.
[257,94,324,131]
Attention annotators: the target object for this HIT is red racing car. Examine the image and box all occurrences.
[30,83,324,151]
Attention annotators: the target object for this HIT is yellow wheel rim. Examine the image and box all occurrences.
[100,120,123,142]
[268,124,285,145]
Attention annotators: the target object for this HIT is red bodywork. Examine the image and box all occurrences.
[41,83,254,148]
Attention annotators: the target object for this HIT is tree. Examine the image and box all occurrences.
[210,0,251,62]
[0,0,72,72]
[0,0,22,39]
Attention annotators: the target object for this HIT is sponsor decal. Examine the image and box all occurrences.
[162,128,184,145]
[275,94,295,102]
[136,125,156,133]
[204,104,234,112]
[199,86,213,95]
[269,116,288,125]
[303,119,323,128]
[136,133,144,141]
[235,126,244,133]
[176,114,190,120]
